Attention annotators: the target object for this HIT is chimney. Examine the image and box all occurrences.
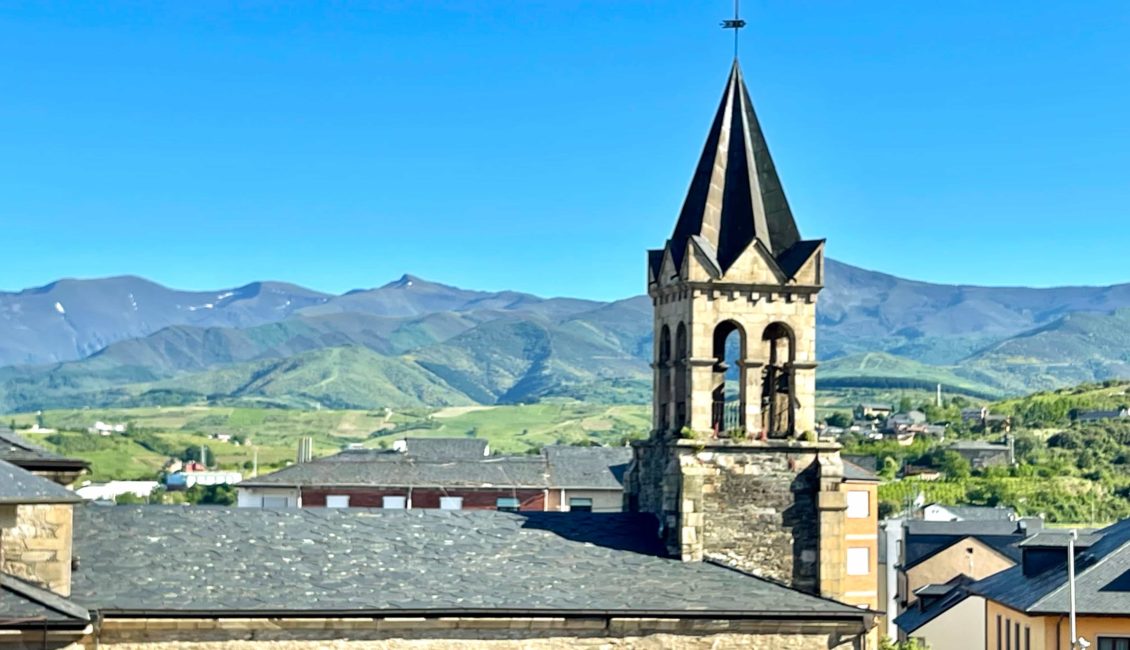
[1,460,81,597]
[296,437,313,463]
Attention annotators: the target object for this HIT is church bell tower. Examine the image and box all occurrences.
[649,60,824,440]
[628,60,848,602]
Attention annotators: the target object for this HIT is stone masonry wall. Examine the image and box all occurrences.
[1,503,73,596]
[628,440,849,600]
[679,447,821,593]
[693,450,820,591]
[79,618,865,650]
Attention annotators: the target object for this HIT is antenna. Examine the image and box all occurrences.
[721,0,747,59]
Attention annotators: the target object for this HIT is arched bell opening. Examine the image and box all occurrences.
[674,322,689,432]
[761,322,797,438]
[711,320,746,435]
[657,324,672,433]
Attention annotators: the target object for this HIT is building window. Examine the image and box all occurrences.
[996,615,1001,650]
[569,497,593,513]
[496,497,520,512]
[846,490,870,518]
[1025,626,1030,650]
[440,496,463,510]
[1099,639,1130,650]
[382,496,407,509]
[846,547,870,575]
[262,496,288,509]
[1005,618,1010,650]
[1014,622,1020,650]
[325,495,350,508]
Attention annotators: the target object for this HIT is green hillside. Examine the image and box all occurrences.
[963,309,1130,391]
[816,352,1006,398]
[149,346,473,410]
[4,403,649,481]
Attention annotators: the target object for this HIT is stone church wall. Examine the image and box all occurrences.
[690,450,820,591]
[1,503,73,596]
[627,439,847,599]
[71,617,866,650]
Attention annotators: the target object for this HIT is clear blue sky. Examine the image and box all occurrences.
[3,2,1128,300]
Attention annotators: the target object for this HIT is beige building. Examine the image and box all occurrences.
[902,535,1016,605]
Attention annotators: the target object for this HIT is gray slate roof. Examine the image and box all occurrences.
[70,506,869,619]
[972,518,1130,616]
[0,429,86,471]
[243,443,632,491]
[242,453,551,489]
[903,519,1041,570]
[0,575,89,628]
[948,440,1008,452]
[842,460,880,482]
[0,459,82,505]
[895,581,972,634]
[403,437,489,460]
[930,504,1018,522]
[544,445,631,489]
[653,60,817,279]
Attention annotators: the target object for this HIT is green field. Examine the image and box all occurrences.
[5,403,650,482]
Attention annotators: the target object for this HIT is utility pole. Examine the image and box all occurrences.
[1069,529,1080,649]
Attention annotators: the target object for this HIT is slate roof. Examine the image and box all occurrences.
[70,506,870,619]
[929,504,1018,522]
[948,440,1009,452]
[1017,531,1101,549]
[654,60,820,279]
[242,443,632,491]
[0,459,82,505]
[972,519,1130,616]
[895,580,973,634]
[0,428,87,472]
[241,453,551,489]
[403,437,489,460]
[544,445,631,489]
[842,460,880,482]
[0,574,89,629]
[903,519,1040,570]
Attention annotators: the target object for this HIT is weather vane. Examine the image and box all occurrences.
[721,0,746,58]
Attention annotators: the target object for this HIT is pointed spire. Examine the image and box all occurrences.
[666,60,801,274]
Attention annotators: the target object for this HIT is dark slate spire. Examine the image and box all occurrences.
[667,59,801,274]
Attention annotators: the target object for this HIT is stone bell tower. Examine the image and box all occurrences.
[627,60,848,601]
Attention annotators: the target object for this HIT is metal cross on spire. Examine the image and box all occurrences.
[721,0,747,59]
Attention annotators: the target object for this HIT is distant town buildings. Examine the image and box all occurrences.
[948,439,1014,469]
[1074,406,1130,422]
[88,421,127,435]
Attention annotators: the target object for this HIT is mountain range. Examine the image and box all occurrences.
[1,260,1129,412]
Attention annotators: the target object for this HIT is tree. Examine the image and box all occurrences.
[898,396,915,413]
[114,492,146,505]
[184,484,236,505]
[879,456,899,481]
[826,412,852,428]
[182,446,215,467]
